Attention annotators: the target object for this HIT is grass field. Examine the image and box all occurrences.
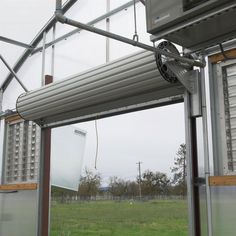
[50,200,188,236]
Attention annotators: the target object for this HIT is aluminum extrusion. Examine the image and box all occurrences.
[16,50,184,126]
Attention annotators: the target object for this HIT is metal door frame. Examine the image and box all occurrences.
[35,90,205,236]
[209,57,236,175]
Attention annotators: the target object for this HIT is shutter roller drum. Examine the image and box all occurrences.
[16,50,184,126]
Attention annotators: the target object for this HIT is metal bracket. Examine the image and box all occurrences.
[194,177,206,186]
[165,61,195,93]
[166,61,202,117]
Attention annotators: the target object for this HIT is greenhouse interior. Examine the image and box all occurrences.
[0,0,236,236]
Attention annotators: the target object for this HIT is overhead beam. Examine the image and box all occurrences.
[55,1,205,68]
[32,0,140,55]
[0,0,78,92]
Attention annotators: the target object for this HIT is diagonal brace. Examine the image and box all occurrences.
[0,55,28,92]
[0,36,34,49]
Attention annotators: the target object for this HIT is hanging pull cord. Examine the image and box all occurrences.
[133,0,139,42]
[219,43,236,61]
[94,119,99,170]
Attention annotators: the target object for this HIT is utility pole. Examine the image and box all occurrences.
[136,161,142,200]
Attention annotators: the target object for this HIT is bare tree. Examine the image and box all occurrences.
[141,170,171,197]
[126,181,139,198]
[171,143,187,197]
[78,168,101,200]
[108,176,127,199]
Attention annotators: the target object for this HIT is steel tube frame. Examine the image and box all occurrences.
[32,0,141,55]
[51,25,56,77]
[0,54,28,92]
[185,91,198,236]
[0,0,77,92]
[106,0,110,63]
[37,128,51,236]
[41,32,47,87]
[37,75,53,236]
[1,0,145,93]
[0,36,34,49]
[200,66,213,236]
[55,3,205,68]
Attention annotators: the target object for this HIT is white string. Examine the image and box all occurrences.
[94,119,99,170]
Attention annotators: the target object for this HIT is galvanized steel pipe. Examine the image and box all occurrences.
[55,0,205,68]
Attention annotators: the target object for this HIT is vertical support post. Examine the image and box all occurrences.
[106,0,110,63]
[191,117,201,236]
[200,67,213,236]
[0,89,3,184]
[51,25,56,77]
[0,89,2,115]
[38,75,53,236]
[185,91,201,236]
[41,32,47,87]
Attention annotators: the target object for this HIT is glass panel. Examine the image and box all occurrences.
[199,186,208,236]
[196,117,205,178]
[51,126,86,191]
[196,117,208,236]
[211,186,236,236]
[0,190,38,236]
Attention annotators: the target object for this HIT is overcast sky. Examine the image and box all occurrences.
[73,103,185,185]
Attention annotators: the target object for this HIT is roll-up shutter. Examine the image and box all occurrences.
[16,50,184,127]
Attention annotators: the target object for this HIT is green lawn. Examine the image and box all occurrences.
[50,200,188,236]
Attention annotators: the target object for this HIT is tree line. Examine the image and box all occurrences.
[52,144,187,200]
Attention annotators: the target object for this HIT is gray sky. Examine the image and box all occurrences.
[75,103,185,185]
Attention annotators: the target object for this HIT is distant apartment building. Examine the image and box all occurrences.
[2,117,41,184]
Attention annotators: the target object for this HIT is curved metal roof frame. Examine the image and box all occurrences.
[1,0,145,93]
[0,0,77,92]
